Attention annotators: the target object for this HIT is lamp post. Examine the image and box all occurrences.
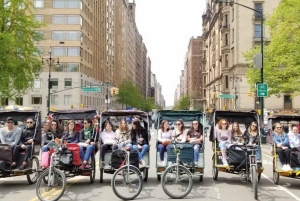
[102,81,114,110]
[230,75,242,110]
[212,0,264,122]
[41,47,59,115]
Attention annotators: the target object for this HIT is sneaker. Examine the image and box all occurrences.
[222,160,228,166]
[194,162,198,166]
[84,163,91,169]
[286,165,292,170]
[282,165,287,171]
[10,164,17,170]
[140,160,145,167]
[19,164,27,170]
[79,164,85,170]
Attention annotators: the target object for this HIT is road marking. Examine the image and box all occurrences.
[30,161,99,201]
[214,187,221,200]
[261,173,300,201]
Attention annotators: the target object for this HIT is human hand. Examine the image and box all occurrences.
[85,140,90,144]
[21,145,26,149]
[27,139,33,143]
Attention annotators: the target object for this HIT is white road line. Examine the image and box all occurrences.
[261,172,300,201]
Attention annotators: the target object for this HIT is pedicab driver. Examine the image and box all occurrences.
[0,117,22,169]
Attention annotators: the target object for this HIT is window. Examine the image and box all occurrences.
[34,15,43,22]
[52,31,64,40]
[15,97,23,105]
[52,47,65,56]
[225,55,229,67]
[224,14,228,26]
[67,63,79,72]
[31,96,42,104]
[64,95,72,105]
[67,47,80,56]
[284,95,292,110]
[53,0,81,8]
[52,15,82,25]
[254,24,261,38]
[232,29,234,43]
[0,98,8,106]
[50,95,58,105]
[33,79,42,88]
[66,31,81,40]
[225,34,229,46]
[254,3,262,18]
[52,47,80,56]
[50,78,58,88]
[225,75,229,89]
[34,0,44,8]
[64,78,72,88]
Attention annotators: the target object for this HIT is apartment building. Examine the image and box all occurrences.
[201,0,299,112]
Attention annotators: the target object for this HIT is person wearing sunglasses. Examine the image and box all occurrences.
[243,121,261,162]
[172,119,187,142]
[186,121,203,165]
[273,122,291,171]
[0,117,22,169]
[216,119,231,166]
[11,118,38,170]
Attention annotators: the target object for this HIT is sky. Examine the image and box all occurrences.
[134,0,207,106]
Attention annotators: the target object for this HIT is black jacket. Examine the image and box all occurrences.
[43,131,63,145]
[242,129,260,145]
[20,126,36,145]
[131,127,148,145]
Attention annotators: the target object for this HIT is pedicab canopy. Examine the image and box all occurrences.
[50,108,98,120]
[154,110,204,129]
[100,110,149,125]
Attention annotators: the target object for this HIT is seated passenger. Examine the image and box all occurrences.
[0,117,22,169]
[242,121,261,162]
[116,119,132,150]
[172,119,187,142]
[231,122,243,145]
[131,120,149,167]
[289,126,300,148]
[13,118,38,170]
[41,120,63,152]
[157,120,172,166]
[79,118,95,169]
[273,123,291,171]
[100,122,117,167]
[216,119,231,166]
[64,120,80,144]
[186,120,203,166]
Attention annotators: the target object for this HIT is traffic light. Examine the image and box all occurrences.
[71,104,74,109]
[115,88,119,94]
[248,90,252,97]
[231,98,234,103]
[110,87,116,95]
[80,103,84,108]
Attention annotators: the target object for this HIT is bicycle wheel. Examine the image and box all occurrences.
[111,165,143,200]
[36,168,67,201]
[161,165,193,199]
[251,166,258,200]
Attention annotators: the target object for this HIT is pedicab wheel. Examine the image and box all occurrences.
[100,168,104,183]
[258,173,261,182]
[142,168,148,182]
[161,165,193,199]
[251,167,258,200]
[90,156,96,183]
[157,174,161,181]
[111,165,143,200]
[273,170,280,185]
[27,156,39,184]
[199,175,203,182]
[36,168,66,201]
[212,156,218,180]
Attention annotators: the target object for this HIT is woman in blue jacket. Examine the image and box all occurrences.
[64,120,80,143]
[273,122,291,171]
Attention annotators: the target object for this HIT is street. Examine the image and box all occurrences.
[1,129,300,201]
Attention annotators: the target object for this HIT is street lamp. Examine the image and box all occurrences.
[230,75,242,110]
[102,81,114,110]
[212,0,264,122]
[41,47,60,115]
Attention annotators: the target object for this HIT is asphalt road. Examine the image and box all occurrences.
[1,130,300,201]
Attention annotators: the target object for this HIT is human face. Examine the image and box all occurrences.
[106,124,112,132]
[51,121,57,129]
[132,123,136,129]
[221,121,227,128]
[84,121,90,128]
[68,122,74,131]
[175,121,182,128]
[233,123,238,130]
[251,123,257,130]
[192,121,198,129]
[6,120,14,129]
[27,119,34,128]
[276,125,282,132]
[121,121,127,128]
[163,121,169,130]
[293,127,299,135]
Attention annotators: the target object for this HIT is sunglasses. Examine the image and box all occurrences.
[193,123,198,125]
[51,123,57,126]
[7,121,14,124]
[27,121,33,124]
[252,125,257,127]
[222,123,227,125]
[175,123,181,125]
[277,127,282,129]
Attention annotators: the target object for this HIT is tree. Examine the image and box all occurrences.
[173,95,190,110]
[0,0,43,102]
[243,0,300,96]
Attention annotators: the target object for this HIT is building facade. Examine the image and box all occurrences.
[201,0,298,112]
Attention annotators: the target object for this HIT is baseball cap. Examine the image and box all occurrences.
[6,117,14,122]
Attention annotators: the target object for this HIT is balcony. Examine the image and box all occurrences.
[220,25,230,33]
[221,45,230,54]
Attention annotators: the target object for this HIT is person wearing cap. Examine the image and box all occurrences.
[0,117,22,169]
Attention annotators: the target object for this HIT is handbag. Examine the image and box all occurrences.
[0,144,12,163]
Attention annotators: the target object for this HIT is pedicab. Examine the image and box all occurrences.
[265,111,300,185]
[209,110,264,200]
[154,110,206,182]
[0,109,41,184]
[99,110,151,183]
[41,108,100,183]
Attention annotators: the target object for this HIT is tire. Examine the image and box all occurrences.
[258,173,261,182]
[252,167,258,200]
[157,174,161,181]
[273,170,280,185]
[199,175,203,182]
[111,165,143,200]
[36,168,66,201]
[161,165,193,199]
[27,156,39,184]
[142,168,148,182]
[212,156,218,181]
[100,168,104,183]
[90,155,96,183]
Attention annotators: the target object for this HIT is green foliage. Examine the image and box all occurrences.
[116,79,156,112]
[0,0,43,102]
[243,0,300,96]
[173,95,190,110]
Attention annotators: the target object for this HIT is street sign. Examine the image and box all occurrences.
[82,86,100,92]
[219,94,234,99]
[257,84,268,97]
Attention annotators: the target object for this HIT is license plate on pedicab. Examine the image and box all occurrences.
[250,155,256,165]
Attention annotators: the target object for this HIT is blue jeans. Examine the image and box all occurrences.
[194,144,202,163]
[133,144,149,161]
[80,145,94,162]
[219,141,228,149]
[42,145,49,152]
[118,143,132,150]
[157,144,168,161]
[256,146,261,160]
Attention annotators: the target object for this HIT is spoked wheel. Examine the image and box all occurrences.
[273,170,280,185]
[212,156,218,181]
[90,156,96,183]
[251,167,258,200]
[27,156,39,184]
[142,168,148,182]
[111,165,143,200]
[161,165,193,199]
[36,168,66,201]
